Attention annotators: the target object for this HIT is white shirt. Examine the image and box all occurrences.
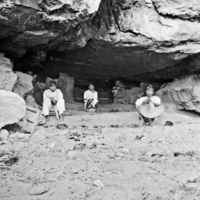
[84,90,98,102]
[43,89,63,102]
[135,96,161,108]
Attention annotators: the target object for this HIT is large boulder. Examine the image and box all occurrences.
[13,72,33,98]
[57,73,74,103]
[156,75,200,112]
[0,53,17,91]
[33,75,45,106]
[0,90,26,129]
[113,87,142,105]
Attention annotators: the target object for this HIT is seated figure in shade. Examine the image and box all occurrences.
[135,84,165,126]
[42,80,65,119]
[84,83,98,112]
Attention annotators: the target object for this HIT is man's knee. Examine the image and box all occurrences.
[44,98,51,103]
[43,99,51,107]
[58,98,65,105]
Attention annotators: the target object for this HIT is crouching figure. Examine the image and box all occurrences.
[42,80,65,119]
[135,84,165,126]
[84,84,98,112]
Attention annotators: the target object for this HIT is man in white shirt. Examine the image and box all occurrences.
[135,84,163,126]
[84,84,98,111]
[42,81,65,119]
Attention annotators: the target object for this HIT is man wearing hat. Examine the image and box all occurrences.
[135,85,165,126]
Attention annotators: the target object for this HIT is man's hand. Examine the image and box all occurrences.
[142,98,151,104]
[51,98,57,105]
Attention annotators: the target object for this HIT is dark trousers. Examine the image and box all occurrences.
[86,99,98,109]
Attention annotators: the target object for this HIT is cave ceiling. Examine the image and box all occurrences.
[1,0,200,83]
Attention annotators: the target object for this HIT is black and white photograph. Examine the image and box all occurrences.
[0,0,200,199]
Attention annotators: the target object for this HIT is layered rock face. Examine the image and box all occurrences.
[1,0,200,83]
[13,72,33,98]
[156,75,200,113]
[0,0,101,58]
[0,53,17,91]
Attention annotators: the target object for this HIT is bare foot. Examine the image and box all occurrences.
[59,114,64,121]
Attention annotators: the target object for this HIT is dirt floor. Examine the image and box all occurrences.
[1,109,200,200]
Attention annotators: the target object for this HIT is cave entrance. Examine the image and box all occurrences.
[73,79,115,105]
[11,48,166,109]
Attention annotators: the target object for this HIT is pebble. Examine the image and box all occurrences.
[29,185,49,195]
[9,132,29,139]
[184,183,198,191]
[187,174,200,183]
[0,129,9,141]
[122,148,129,154]
[93,180,104,188]
[67,151,77,159]
[48,142,55,151]
[72,169,79,174]
[0,140,9,145]
[117,153,124,157]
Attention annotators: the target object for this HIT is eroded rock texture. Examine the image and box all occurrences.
[0,90,26,129]
[156,75,200,113]
[1,0,200,82]
[0,53,17,91]
[0,0,101,57]
[13,72,33,98]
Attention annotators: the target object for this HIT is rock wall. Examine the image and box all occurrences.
[57,73,74,103]
[1,0,200,82]
[156,75,200,113]
[0,0,101,58]
[13,72,34,98]
[113,87,142,105]
[0,53,17,91]
[43,73,74,104]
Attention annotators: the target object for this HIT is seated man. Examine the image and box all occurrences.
[42,80,65,119]
[135,84,164,126]
[84,84,98,111]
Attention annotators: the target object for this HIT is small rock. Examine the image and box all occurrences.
[93,180,104,188]
[135,135,144,140]
[18,120,35,133]
[184,183,198,191]
[29,185,49,196]
[116,153,124,158]
[48,142,55,151]
[89,143,97,149]
[73,143,86,150]
[0,140,9,145]
[0,129,9,141]
[164,121,173,127]
[56,124,68,130]
[9,132,29,139]
[187,175,199,183]
[67,151,77,159]
[141,136,147,140]
[31,130,46,141]
[122,148,129,154]
[72,169,79,174]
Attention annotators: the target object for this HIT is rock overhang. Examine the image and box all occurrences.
[1,0,200,83]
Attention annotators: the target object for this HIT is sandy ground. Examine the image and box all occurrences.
[1,110,200,200]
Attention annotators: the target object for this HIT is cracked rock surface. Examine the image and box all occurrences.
[1,0,200,82]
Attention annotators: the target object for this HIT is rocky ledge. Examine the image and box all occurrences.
[1,0,200,83]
